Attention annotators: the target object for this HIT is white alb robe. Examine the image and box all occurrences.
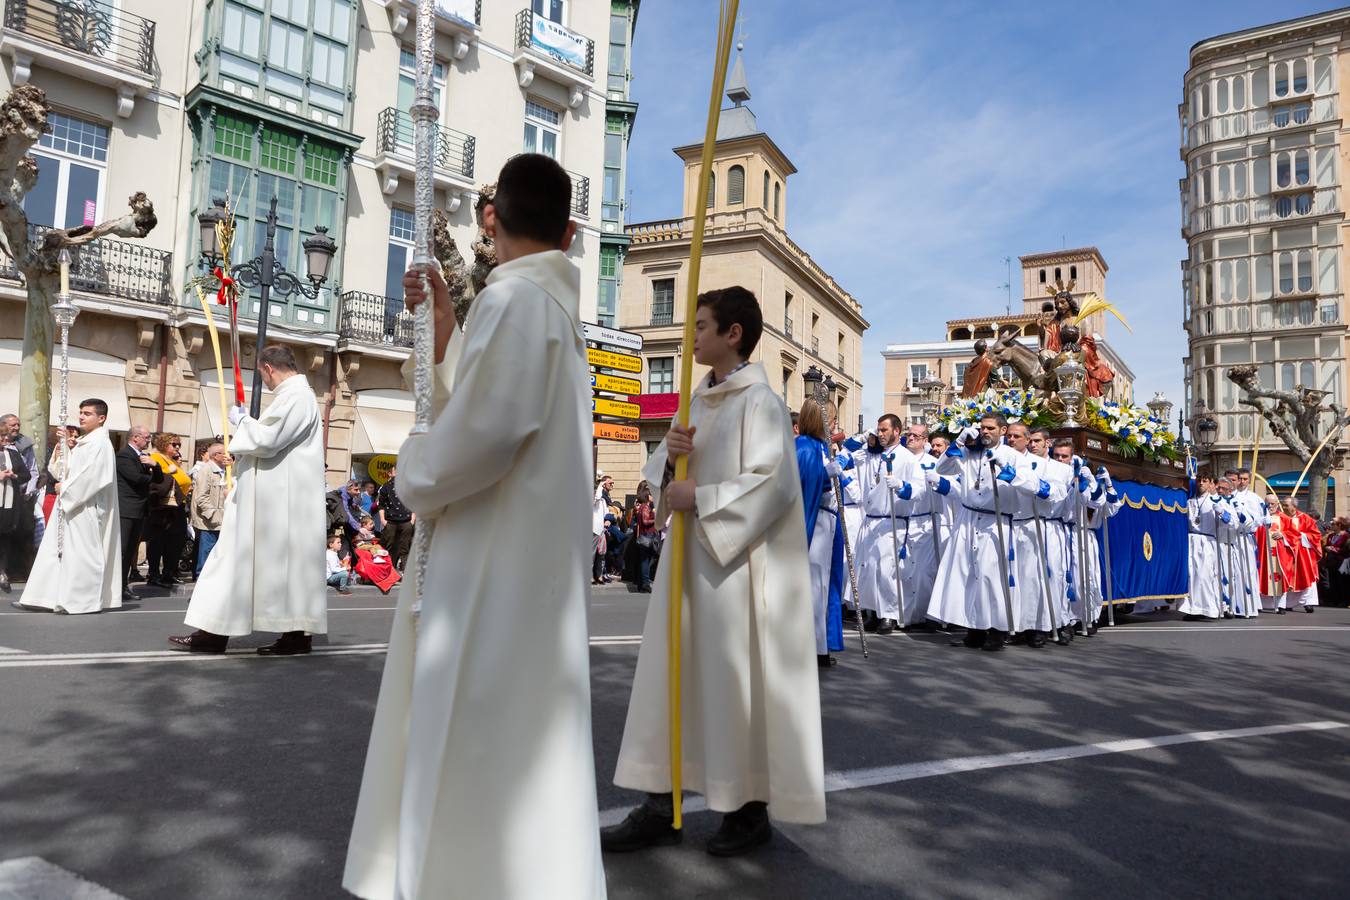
[1179,496,1224,618]
[927,443,1023,631]
[1011,452,1068,633]
[1215,497,1259,617]
[895,450,941,625]
[184,373,327,636]
[22,426,120,614]
[613,362,826,824]
[344,250,605,900]
[855,447,913,622]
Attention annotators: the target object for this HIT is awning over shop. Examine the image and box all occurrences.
[0,339,131,432]
[351,389,415,456]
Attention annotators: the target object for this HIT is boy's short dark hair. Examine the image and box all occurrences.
[79,398,108,418]
[492,153,572,245]
[696,285,763,358]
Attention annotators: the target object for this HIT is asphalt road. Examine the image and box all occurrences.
[2,580,1349,899]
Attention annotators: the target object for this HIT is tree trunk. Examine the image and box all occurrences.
[1307,455,1332,520]
[17,275,57,473]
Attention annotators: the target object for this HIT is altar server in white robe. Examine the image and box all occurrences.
[169,344,327,654]
[1083,464,1126,626]
[343,156,605,900]
[603,285,824,858]
[928,415,1022,651]
[18,399,120,614]
[1226,468,1265,615]
[836,417,900,631]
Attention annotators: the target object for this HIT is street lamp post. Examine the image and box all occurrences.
[1192,403,1219,471]
[198,196,337,418]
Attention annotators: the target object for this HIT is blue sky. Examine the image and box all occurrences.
[624,0,1335,425]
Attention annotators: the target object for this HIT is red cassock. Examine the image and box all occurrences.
[1256,514,1297,596]
[354,546,401,594]
[1285,512,1323,592]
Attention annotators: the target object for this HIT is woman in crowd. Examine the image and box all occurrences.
[0,429,32,593]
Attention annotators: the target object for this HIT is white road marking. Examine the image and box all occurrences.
[0,645,26,654]
[597,720,1348,826]
[0,636,644,668]
[0,856,128,899]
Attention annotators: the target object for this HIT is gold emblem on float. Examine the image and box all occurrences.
[1142,531,1154,562]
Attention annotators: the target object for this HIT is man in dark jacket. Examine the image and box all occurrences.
[376,468,414,571]
[116,425,163,600]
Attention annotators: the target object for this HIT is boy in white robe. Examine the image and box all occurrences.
[603,285,825,857]
[169,344,327,654]
[16,399,120,615]
[343,154,605,900]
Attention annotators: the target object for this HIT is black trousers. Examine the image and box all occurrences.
[382,519,414,571]
[145,507,187,581]
[119,516,144,591]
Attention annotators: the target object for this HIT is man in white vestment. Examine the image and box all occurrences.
[893,433,942,629]
[999,423,1065,648]
[928,415,1022,651]
[846,414,906,634]
[17,399,120,614]
[1225,468,1265,616]
[169,344,327,654]
[343,155,606,900]
[1024,428,1073,643]
[1179,472,1224,620]
[1215,476,1260,617]
[603,285,825,858]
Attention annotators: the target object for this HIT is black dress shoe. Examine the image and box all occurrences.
[126,571,146,584]
[982,629,1008,651]
[876,618,897,635]
[1304,606,1315,614]
[1182,614,1210,621]
[953,628,985,649]
[1085,623,1098,636]
[600,804,682,853]
[706,802,771,857]
[167,630,228,653]
[1027,631,1048,648]
[121,589,140,604]
[817,654,837,669]
[257,632,312,656]
[862,611,879,633]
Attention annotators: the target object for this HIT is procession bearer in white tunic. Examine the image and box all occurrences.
[17,399,120,615]
[169,345,327,654]
[1000,423,1066,647]
[604,285,825,858]
[1020,427,1073,643]
[1179,472,1225,620]
[1215,476,1260,617]
[849,415,909,634]
[892,432,942,628]
[343,156,605,900]
[928,414,1023,651]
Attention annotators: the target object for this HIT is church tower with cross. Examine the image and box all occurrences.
[602,44,870,491]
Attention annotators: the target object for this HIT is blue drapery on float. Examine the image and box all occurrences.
[1100,479,1189,604]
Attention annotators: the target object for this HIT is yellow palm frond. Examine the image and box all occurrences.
[1075,292,1132,332]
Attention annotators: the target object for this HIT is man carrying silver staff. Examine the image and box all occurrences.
[928,414,1022,652]
[344,154,605,900]
[1024,428,1074,643]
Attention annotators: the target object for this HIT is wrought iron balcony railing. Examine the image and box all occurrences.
[375,107,476,180]
[339,290,412,348]
[514,8,594,77]
[650,306,673,326]
[3,0,156,76]
[785,315,793,339]
[0,223,173,305]
[568,169,590,218]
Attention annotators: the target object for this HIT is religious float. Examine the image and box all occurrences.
[931,281,1190,618]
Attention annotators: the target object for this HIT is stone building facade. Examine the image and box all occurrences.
[0,0,634,487]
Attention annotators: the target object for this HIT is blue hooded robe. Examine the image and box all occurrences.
[796,434,845,652]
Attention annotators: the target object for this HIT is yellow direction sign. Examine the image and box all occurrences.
[593,397,641,420]
[594,422,640,442]
[587,347,642,374]
[591,372,641,396]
